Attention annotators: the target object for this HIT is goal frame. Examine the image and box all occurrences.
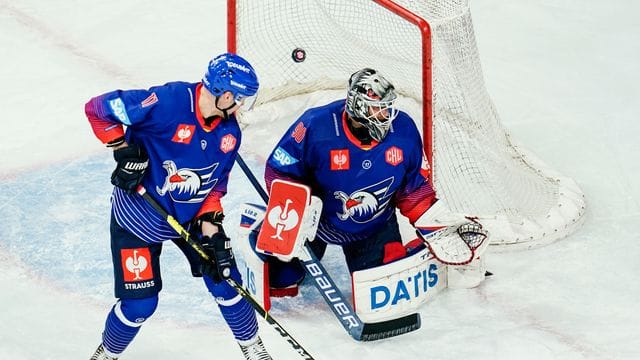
[224,0,587,251]
[226,0,434,183]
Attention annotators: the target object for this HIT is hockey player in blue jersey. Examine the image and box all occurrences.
[85,53,272,360]
[258,68,488,298]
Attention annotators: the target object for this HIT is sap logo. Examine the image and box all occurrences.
[272,147,299,167]
[370,263,439,310]
[108,97,131,125]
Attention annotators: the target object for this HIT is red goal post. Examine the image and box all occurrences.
[226,0,586,250]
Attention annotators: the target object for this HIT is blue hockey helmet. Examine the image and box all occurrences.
[202,53,259,110]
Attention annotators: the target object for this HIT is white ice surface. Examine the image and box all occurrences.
[1,1,639,359]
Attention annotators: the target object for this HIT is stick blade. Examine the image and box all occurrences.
[357,313,421,341]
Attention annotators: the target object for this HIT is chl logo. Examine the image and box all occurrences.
[385,146,403,166]
[220,134,237,153]
[121,248,153,282]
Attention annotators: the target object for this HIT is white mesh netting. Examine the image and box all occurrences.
[231,0,585,250]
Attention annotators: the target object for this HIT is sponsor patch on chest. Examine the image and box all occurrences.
[330,149,350,170]
[171,124,196,144]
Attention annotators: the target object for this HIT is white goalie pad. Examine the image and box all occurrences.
[352,247,447,323]
[236,203,271,311]
[256,179,322,262]
[238,202,266,233]
[448,256,487,289]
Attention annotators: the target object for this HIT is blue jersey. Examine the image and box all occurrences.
[87,82,241,243]
[266,99,434,245]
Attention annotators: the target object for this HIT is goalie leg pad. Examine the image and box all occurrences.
[447,255,487,289]
[235,204,271,310]
[352,247,447,323]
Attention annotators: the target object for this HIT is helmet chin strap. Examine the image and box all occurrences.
[212,96,236,122]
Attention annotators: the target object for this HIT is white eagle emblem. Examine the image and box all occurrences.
[333,177,395,223]
[155,160,218,203]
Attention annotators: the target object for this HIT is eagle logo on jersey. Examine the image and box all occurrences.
[334,177,394,223]
[155,160,219,203]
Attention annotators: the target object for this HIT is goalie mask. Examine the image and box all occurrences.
[345,68,399,142]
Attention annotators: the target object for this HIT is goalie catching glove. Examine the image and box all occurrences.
[414,200,489,265]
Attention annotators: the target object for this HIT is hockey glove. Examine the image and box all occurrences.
[414,200,489,265]
[456,220,489,261]
[111,144,149,193]
[200,232,236,283]
[196,211,225,231]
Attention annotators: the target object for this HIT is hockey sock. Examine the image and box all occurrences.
[204,269,259,342]
[218,296,259,341]
[102,296,158,355]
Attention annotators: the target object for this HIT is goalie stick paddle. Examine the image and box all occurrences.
[301,241,421,341]
[235,154,421,341]
[136,186,315,360]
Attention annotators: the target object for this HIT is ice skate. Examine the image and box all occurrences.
[89,343,118,360]
[238,336,272,360]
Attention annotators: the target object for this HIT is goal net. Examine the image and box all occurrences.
[228,0,585,250]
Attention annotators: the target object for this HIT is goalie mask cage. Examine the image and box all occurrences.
[227,0,585,250]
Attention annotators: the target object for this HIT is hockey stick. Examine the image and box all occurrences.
[235,154,269,203]
[299,242,420,341]
[235,154,421,341]
[136,186,315,360]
